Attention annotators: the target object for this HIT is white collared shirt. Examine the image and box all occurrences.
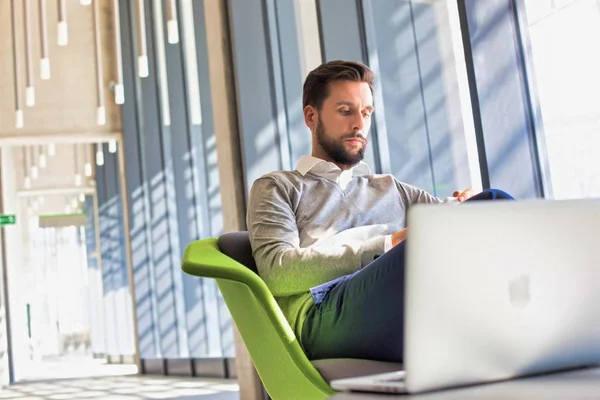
[295,155,393,252]
[295,155,371,190]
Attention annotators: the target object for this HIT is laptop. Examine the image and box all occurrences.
[331,199,600,394]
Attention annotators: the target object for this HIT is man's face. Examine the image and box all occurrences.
[307,80,374,167]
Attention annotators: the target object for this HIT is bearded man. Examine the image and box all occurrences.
[246,60,513,362]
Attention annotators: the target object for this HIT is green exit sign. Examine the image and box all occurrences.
[0,215,16,226]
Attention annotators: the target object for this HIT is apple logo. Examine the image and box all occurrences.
[509,274,531,308]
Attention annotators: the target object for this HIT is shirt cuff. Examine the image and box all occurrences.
[384,234,393,252]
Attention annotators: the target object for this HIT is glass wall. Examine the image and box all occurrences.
[523,0,600,199]
[366,0,482,196]
[230,0,482,197]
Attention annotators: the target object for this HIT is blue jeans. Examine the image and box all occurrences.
[301,189,514,362]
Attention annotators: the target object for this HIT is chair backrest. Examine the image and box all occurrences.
[217,231,257,273]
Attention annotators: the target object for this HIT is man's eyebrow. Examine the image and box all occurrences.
[335,100,374,111]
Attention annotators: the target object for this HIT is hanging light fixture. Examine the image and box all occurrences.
[24,0,35,107]
[11,0,24,128]
[92,0,106,125]
[95,143,104,166]
[23,147,31,189]
[57,0,68,46]
[39,0,51,80]
[74,144,82,186]
[71,196,78,209]
[136,0,149,77]
[80,0,91,5]
[79,193,85,202]
[65,204,72,214]
[108,139,117,153]
[153,0,171,126]
[112,0,124,104]
[30,146,39,179]
[84,144,93,176]
[39,145,47,168]
[166,0,179,44]
[180,0,202,126]
[48,142,56,156]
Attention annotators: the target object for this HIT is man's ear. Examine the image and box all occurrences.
[304,105,317,129]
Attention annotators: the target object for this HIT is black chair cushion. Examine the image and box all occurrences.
[217,231,258,274]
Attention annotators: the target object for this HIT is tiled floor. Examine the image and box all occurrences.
[0,358,239,400]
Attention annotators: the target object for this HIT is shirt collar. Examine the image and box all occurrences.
[295,155,371,177]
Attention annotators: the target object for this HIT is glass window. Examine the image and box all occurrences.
[524,0,600,199]
[366,0,482,196]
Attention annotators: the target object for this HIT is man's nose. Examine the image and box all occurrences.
[352,114,364,132]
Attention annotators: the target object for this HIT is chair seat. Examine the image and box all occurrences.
[311,358,403,382]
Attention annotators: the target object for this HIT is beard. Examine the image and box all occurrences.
[315,116,367,166]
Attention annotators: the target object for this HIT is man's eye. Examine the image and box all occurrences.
[363,113,372,118]
[340,109,352,115]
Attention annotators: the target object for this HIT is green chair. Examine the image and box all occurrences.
[182,231,402,399]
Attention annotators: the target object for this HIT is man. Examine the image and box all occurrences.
[247,60,512,363]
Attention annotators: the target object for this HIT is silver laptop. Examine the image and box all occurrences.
[331,199,600,394]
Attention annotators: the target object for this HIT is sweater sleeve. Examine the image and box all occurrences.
[395,179,443,206]
[247,176,387,297]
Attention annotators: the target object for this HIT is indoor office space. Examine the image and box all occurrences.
[0,0,599,399]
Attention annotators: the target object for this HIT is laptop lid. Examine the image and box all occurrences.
[403,199,600,393]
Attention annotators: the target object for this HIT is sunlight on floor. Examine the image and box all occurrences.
[0,357,239,400]
[0,375,239,400]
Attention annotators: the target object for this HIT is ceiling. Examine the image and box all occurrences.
[1,0,124,216]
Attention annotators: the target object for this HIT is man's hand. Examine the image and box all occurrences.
[391,228,408,247]
[452,188,475,203]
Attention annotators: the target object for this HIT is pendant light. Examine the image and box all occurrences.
[136,0,149,77]
[57,0,68,46]
[84,144,93,176]
[39,0,51,79]
[23,147,31,189]
[95,143,104,166]
[11,0,24,128]
[113,0,125,103]
[166,0,179,44]
[74,144,82,186]
[92,0,106,125]
[24,0,35,106]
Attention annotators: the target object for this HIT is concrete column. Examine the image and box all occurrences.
[203,1,264,399]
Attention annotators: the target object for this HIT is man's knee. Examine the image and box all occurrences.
[470,188,515,201]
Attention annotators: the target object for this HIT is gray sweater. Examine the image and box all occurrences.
[247,169,441,334]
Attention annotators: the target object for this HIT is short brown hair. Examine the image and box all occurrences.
[302,60,374,110]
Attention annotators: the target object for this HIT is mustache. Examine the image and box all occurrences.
[341,133,367,141]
